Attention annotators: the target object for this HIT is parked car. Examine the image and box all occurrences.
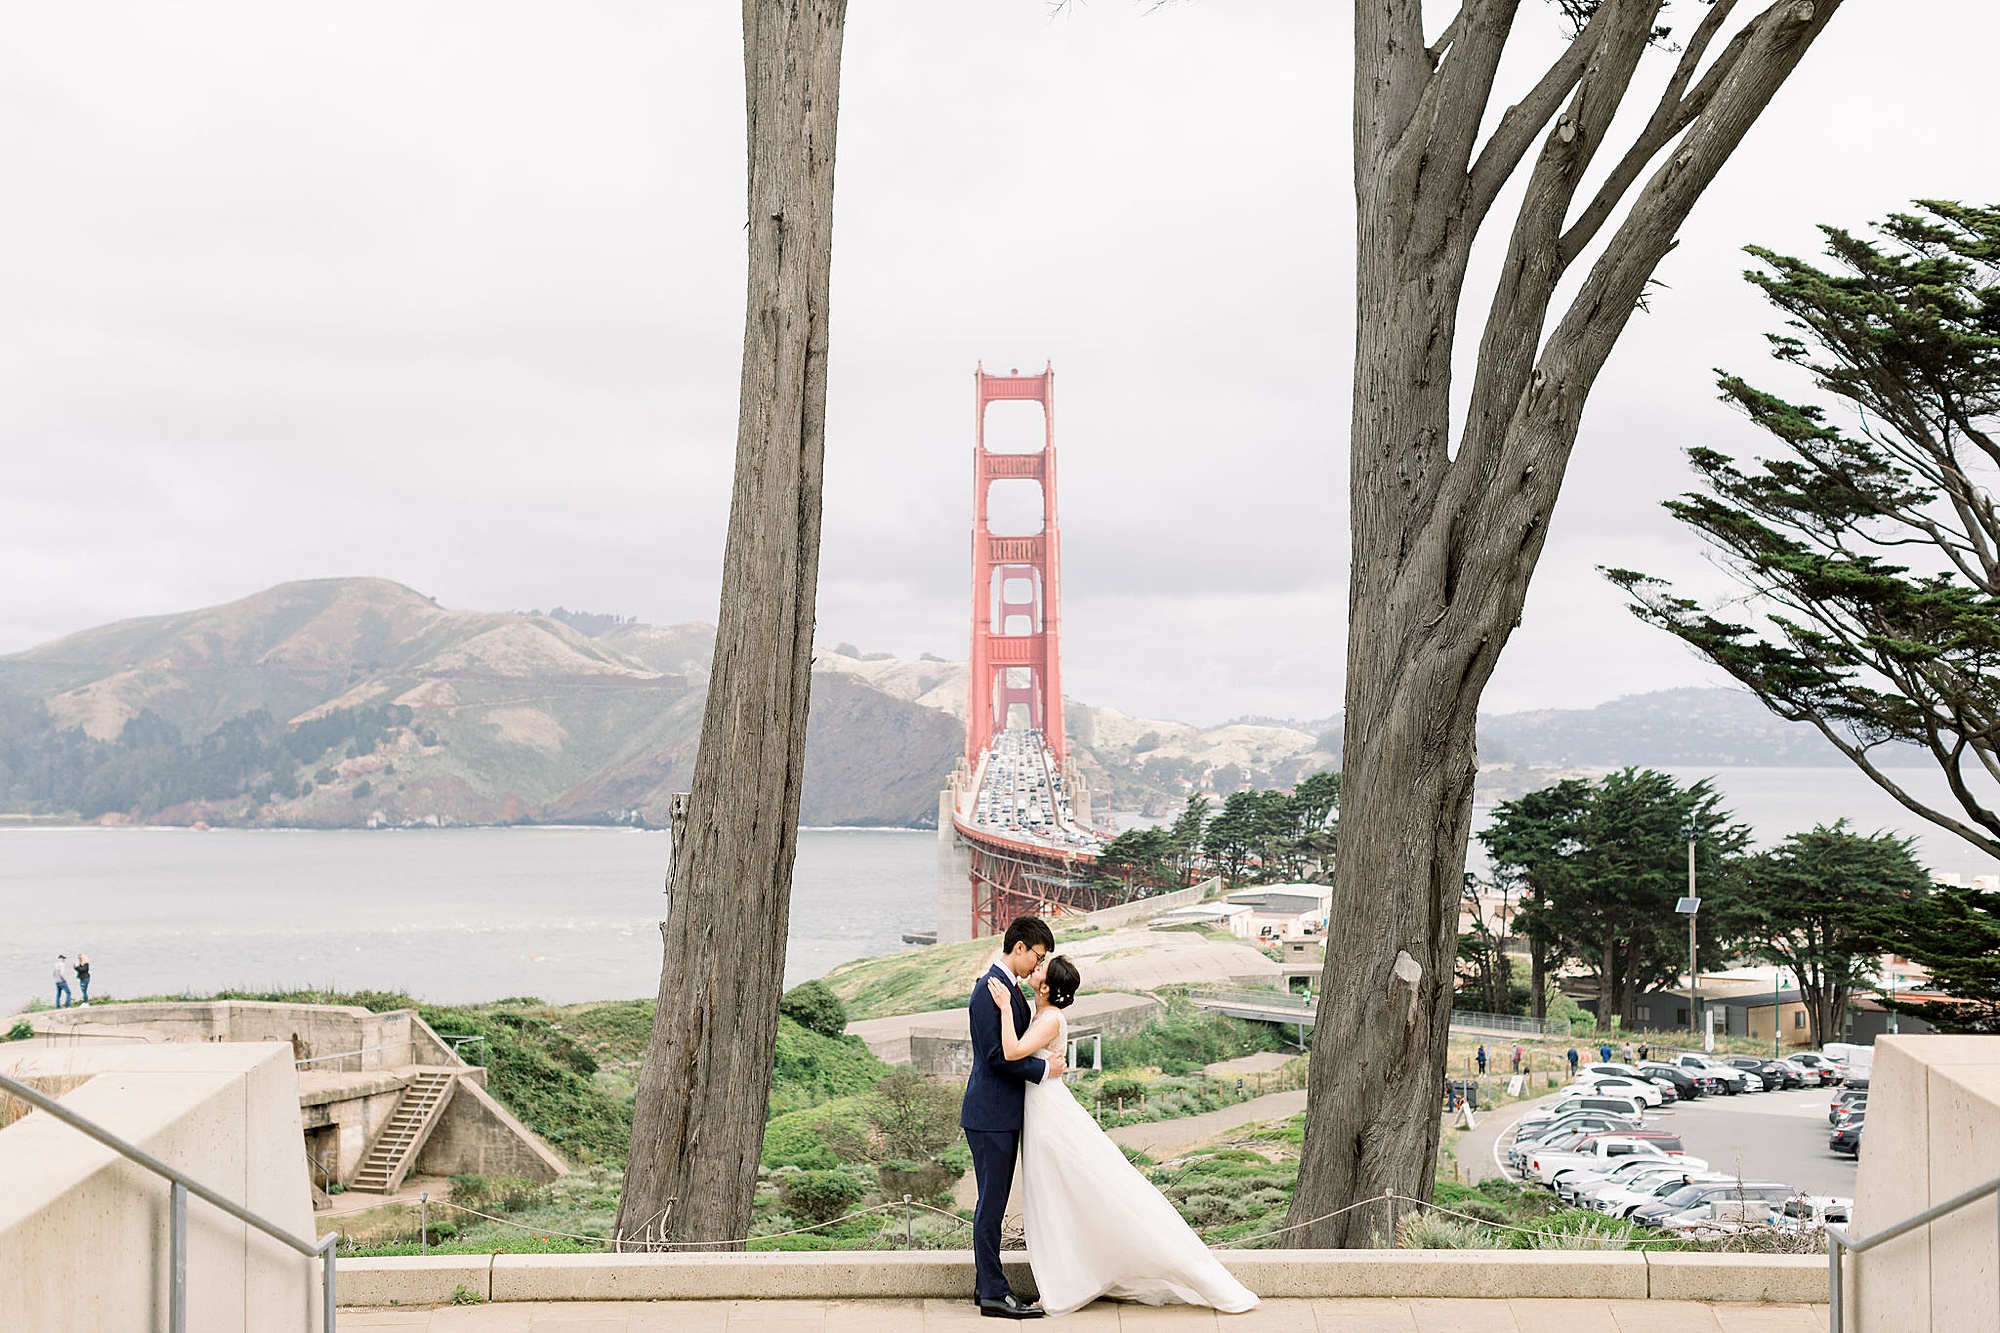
[1581,1062,1681,1097]
[1776,1195,1852,1228]
[1830,1120,1864,1156]
[1593,1170,1735,1218]
[1555,1153,1711,1207]
[1547,1089,1651,1120]
[1725,1055,1804,1089]
[1571,1073,1666,1106]
[1514,1108,1643,1143]
[1630,1179,1798,1228]
[1830,1089,1868,1124]
[1508,1114,1643,1167]
[1635,1062,1704,1099]
[1523,1135,1681,1186]
[1788,1053,1844,1086]
[1669,1053,1751,1094]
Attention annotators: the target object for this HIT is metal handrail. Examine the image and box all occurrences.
[0,1070,337,1332]
[1826,1171,2000,1332]
[1188,987,1315,1011]
[294,1040,417,1070]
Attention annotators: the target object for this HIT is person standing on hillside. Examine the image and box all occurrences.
[74,953,92,1005]
[1567,1047,1580,1076]
[53,955,74,1008]
[1476,1045,1487,1075]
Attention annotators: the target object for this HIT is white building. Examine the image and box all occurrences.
[1225,883,1333,939]
[1150,902,1257,938]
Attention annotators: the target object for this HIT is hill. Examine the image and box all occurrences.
[0,578,1337,828]
[0,579,1900,830]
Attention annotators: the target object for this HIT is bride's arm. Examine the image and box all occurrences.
[985,978,1061,1062]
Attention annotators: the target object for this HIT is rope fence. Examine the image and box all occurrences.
[341,1183,1802,1257]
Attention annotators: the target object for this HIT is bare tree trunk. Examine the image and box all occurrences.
[616,0,846,1249]
[1288,0,1841,1246]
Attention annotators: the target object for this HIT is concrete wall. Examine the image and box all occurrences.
[907,992,1163,1078]
[1852,1034,2000,1331]
[0,1042,321,1333]
[29,1000,439,1071]
[415,1079,568,1182]
[298,1074,407,1184]
[1078,877,1220,933]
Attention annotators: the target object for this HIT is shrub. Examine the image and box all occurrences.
[769,1016,889,1120]
[877,1160,959,1202]
[1511,1209,1650,1250]
[1397,1212,1498,1249]
[1101,1005,1283,1075]
[761,1097,872,1171]
[779,980,848,1039]
[867,1067,960,1163]
[1177,1192,1251,1228]
[780,1170,865,1224]
[5,1021,31,1042]
[448,1174,548,1215]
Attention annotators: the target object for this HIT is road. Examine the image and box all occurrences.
[1487,1085,1858,1200]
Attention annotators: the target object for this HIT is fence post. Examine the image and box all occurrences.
[1384,1188,1398,1246]
[421,1191,429,1255]
[905,1194,914,1249]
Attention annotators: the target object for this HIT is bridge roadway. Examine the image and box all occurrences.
[953,727,1110,931]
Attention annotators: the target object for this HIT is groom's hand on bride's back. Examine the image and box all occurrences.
[1045,1052,1065,1080]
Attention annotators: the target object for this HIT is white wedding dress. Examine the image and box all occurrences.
[1018,1010,1259,1317]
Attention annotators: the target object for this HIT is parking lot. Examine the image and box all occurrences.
[1480,1083,1857,1200]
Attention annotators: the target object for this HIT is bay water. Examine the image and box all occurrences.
[3,762,1993,1013]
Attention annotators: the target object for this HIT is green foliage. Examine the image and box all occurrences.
[769,1017,890,1120]
[1608,201,2000,867]
[761,1096,872,1171]
[777,979,849,1039]
[1881,881,2000,1032]
[1396,1212,1497,1248]
[448,1174,550,1214]
[449,1285,485,1306]
[0,699,417,820]
[779,1169,866,1224]
[865,1067,960,1163]
[1483,769,1750,1025]
[1102,1004,1286,1075]
[1716,822,1934,1044]
[5,1020,31,1042]
[210,989,631,1164]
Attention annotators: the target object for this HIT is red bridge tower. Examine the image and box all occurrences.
[966,363,1066,762]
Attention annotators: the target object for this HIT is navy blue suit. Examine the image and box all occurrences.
[960,961,1047,1300]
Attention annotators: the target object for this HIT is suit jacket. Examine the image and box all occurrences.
[959,961,1048,1131]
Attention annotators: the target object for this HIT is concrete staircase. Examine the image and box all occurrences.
[349,1070,456,1195]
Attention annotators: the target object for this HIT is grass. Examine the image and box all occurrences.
[819,938,996,1021]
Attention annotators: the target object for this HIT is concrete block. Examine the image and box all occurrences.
[489,1251,1035,1302]
[338,1255,492,1306]
[1642,1253,1825,1303]
[1852,1036,1933,1330]
[0,1043,321,1333]
[1924,1059,2000,1331]
[1220,1250,1649,1299]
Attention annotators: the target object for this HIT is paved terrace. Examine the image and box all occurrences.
[339,1297,1830,1330]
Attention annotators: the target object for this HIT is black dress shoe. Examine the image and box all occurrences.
[977,1293,1046,1319]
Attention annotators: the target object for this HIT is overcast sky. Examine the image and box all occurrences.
[2,2,1992,726]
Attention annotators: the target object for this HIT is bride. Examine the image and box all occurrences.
[985,957,1259,1317]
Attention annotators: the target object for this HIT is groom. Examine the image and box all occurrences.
[961,914,1064,1319]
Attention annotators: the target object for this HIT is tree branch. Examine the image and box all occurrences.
[1465,0,1619,229]
[1559,1,1747,264]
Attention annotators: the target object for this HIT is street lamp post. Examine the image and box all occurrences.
[1676,888,1702,1045]
[1889,970,1901,1035]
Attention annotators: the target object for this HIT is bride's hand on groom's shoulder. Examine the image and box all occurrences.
[985,977,1012,1006]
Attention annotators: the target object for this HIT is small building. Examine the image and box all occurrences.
[1225,883,1333,939]
[1149,902,1256,938]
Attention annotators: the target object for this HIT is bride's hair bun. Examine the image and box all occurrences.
[1044,955,1080,1009]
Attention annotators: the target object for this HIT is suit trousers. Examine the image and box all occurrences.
[965,1127,1020,1299]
